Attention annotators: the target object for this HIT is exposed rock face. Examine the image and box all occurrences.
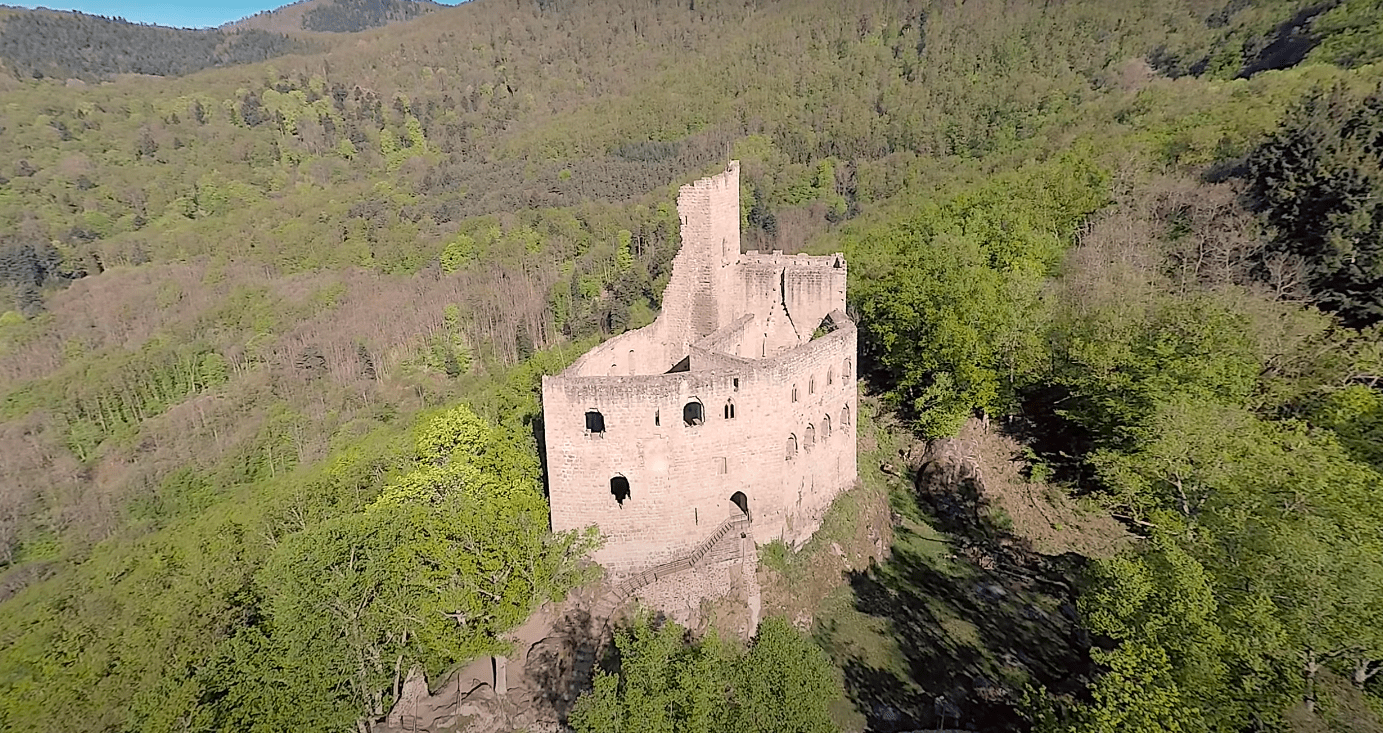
[381,664,498,733]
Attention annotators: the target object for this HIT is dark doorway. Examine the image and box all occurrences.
[730,491,749,521]
[610,476,630,507]
[683,401,704,426]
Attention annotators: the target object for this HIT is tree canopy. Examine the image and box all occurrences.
[570,615,843,733]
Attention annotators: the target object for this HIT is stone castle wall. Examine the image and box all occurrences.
[542,161,858,573]
[543,329,857,569]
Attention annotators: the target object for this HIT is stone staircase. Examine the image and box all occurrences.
[560,514,752,706]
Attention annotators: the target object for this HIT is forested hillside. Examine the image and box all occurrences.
[1,0,1382,730]
[0,7,311,80]
[231,0,446,34]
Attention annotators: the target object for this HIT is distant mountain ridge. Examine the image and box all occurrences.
[0,6,309,80]
[0,0,446,82]
[229,0,447,34]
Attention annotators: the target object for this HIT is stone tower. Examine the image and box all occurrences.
[541,161,857,572]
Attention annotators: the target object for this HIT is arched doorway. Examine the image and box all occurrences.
[683,400,705,426]
[729,491,750,522]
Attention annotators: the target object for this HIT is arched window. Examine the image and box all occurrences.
[822,414,832,439]
[683,401,705,427]
[792,385,799,403]
[805,423,816,450]
[827,367,834,386]
[809,376,816,395]
[785,434,798,461]
[724,399,736,420]
[844,358,852,380]
[585,410,606,434]
[610,476,630,506]
[841,404,851,428]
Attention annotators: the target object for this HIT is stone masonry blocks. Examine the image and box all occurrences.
[542,161,858,574]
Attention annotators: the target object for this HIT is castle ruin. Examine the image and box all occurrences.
[541,161,858,572]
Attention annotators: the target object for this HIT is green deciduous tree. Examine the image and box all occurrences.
[571,615,841,733]
[247,403,597,727]
[1066,397,1383,730]
[848,155,1109,435]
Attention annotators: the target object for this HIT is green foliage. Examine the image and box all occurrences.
[408,303,474,378]
[1076,642,1203,733]
[300,0,441,33]
[616,229,634,272]
[440,233,478,274]
[1248,82,1383,327]
[253,406,595,723]
[848,154,1109,435]
[1307,383,1383,470]
[0,309,33,354]
[1053,295,1262,448]
[1057,395,1383,730]
[759,540,791,574]
[1074,534,1226,731]
[0,8,308,80]
[1308,0,1383,68]
[570,615,842,733]
[0,398,596,732]
[1,339,229,460]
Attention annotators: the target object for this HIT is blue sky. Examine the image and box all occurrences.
[11,2,464,29]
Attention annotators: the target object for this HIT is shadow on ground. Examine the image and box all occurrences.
[524,606,598,718]
[821,445,1095,732]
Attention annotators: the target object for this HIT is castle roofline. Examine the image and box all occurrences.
[737,251,847,269]
[679,160,740,195]
[547,315,856,385]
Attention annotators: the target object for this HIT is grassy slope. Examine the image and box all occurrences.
[759,398,1125,731]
